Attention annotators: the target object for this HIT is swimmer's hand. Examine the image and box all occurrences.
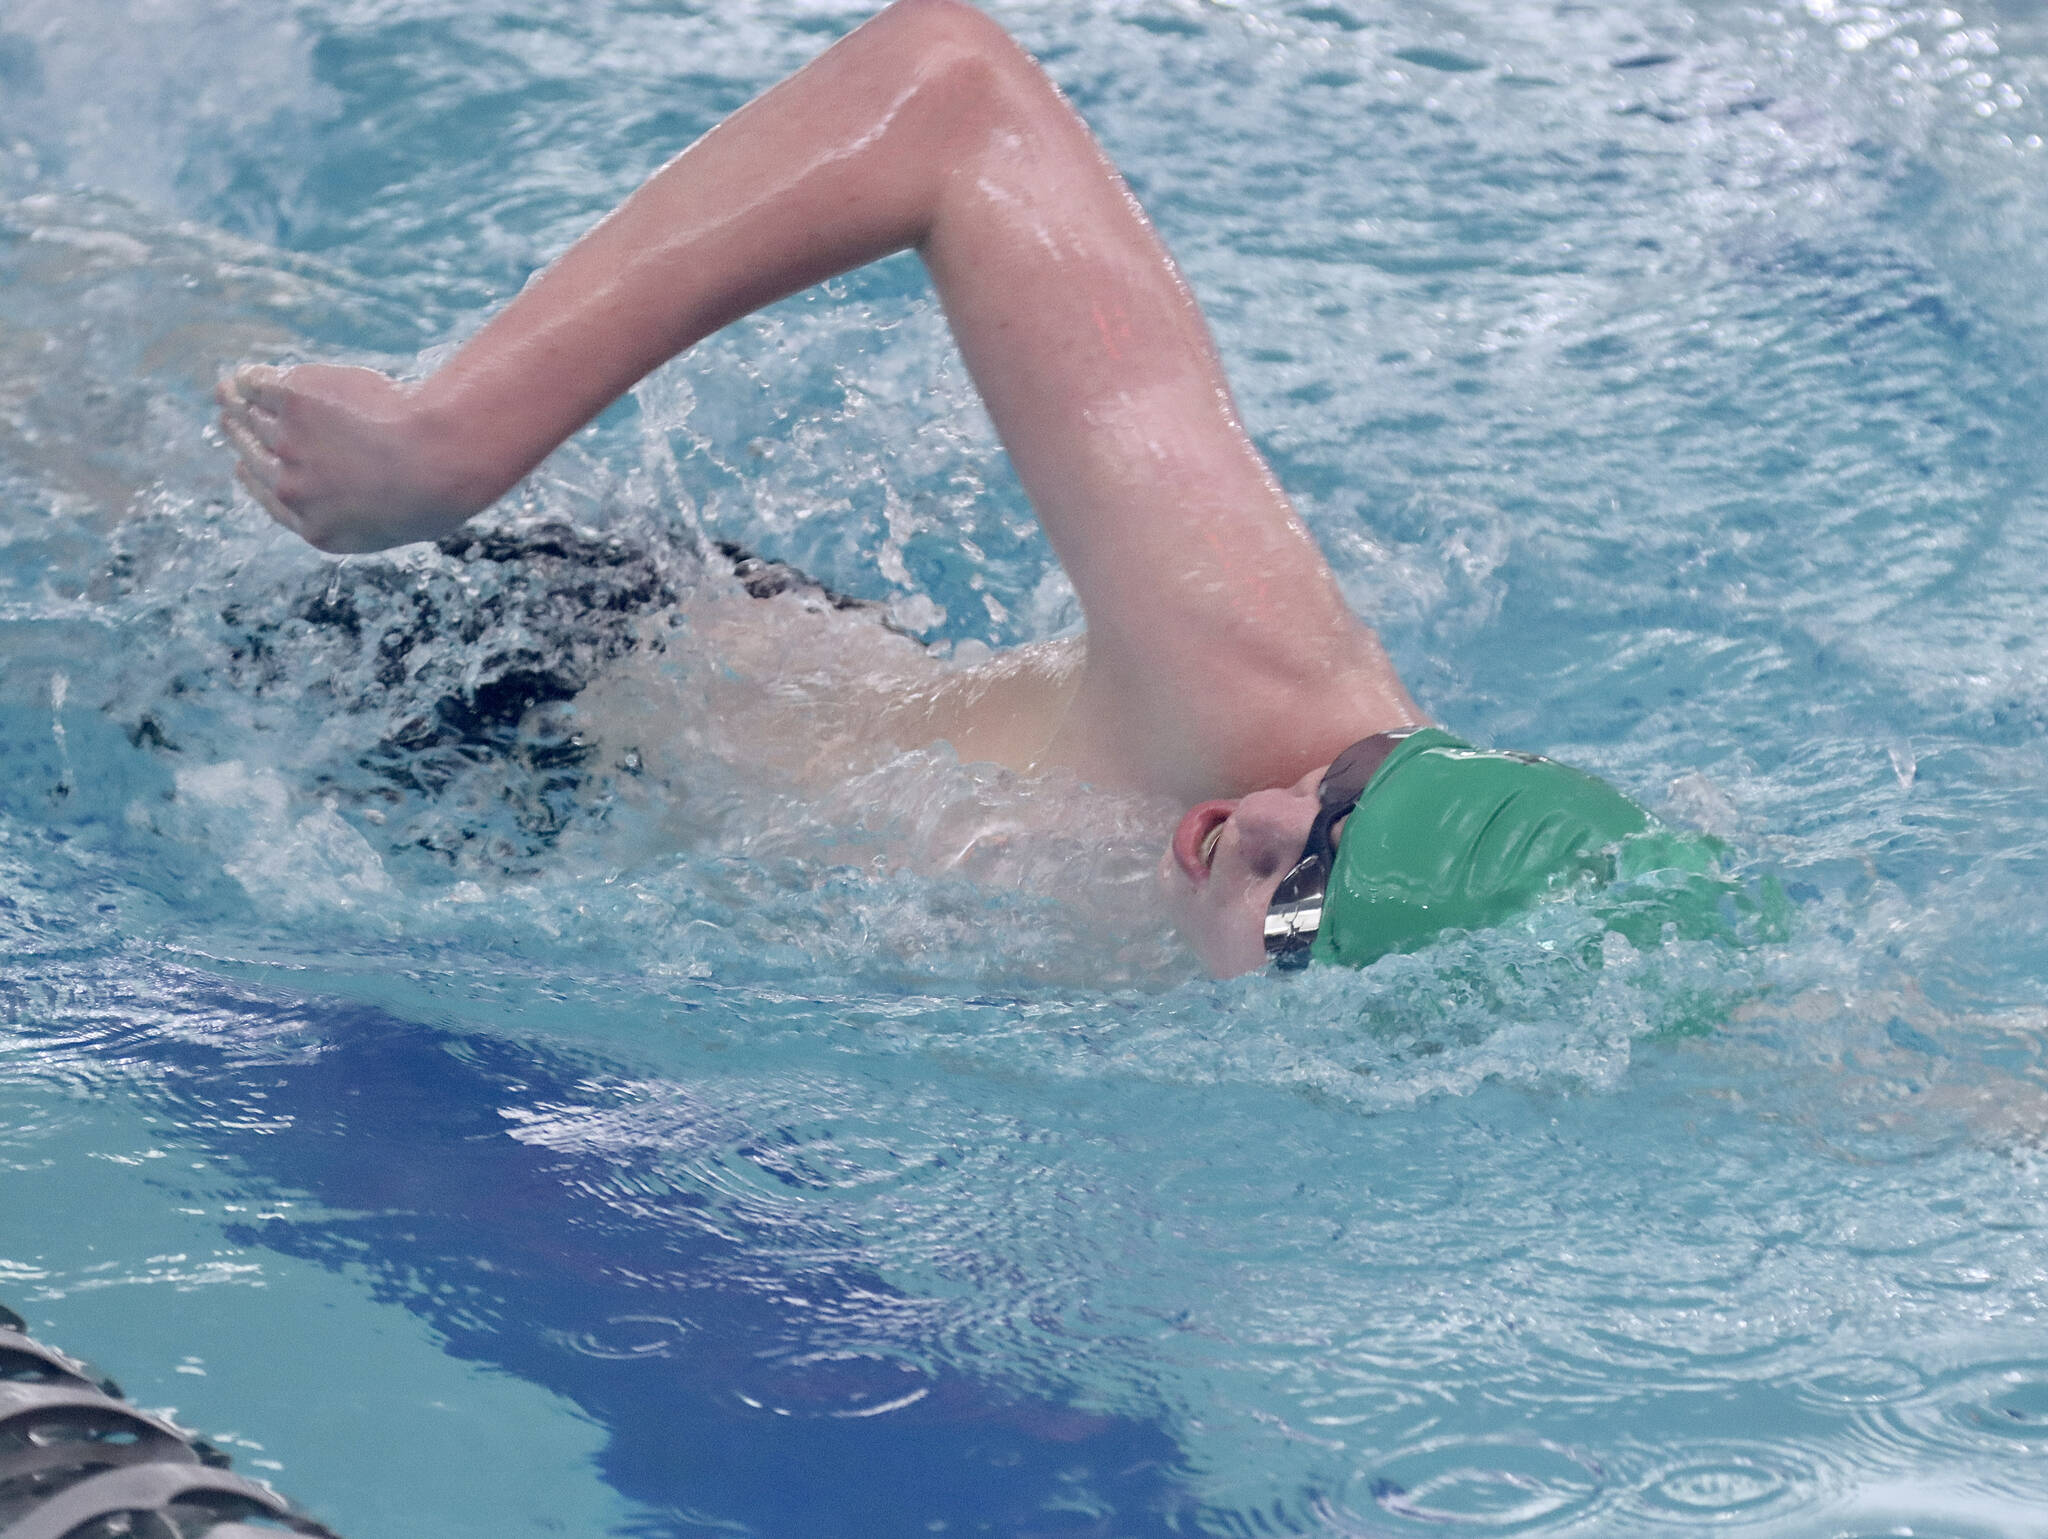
[215,364,489,554]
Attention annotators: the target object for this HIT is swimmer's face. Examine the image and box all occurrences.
[1160,762,1329,978]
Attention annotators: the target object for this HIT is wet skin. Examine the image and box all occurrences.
[1160,762,1335,980]
[215,0,1426,973]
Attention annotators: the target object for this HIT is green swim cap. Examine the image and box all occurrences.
[1309,729,1720,968]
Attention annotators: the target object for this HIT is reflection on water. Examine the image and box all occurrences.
[6,0,2048,1534]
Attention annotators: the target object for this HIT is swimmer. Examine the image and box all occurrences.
[216,0,1711,978]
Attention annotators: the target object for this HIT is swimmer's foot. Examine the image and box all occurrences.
[214,363,496,554]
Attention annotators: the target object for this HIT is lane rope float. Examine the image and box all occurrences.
[1,1303,339,1539]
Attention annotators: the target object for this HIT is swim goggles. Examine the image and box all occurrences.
[1263,727,1419,970]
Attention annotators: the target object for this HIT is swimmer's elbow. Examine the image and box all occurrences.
[875,0,1037,97]
[885,0,1006,43]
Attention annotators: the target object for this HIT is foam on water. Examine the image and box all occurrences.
[7,0,2048,1534]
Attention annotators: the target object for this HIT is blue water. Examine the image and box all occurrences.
[7,0,2048,1534]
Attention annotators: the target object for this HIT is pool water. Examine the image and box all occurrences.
[7,0,2048,1534]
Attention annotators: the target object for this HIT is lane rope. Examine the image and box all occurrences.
[1,1303,339,1539]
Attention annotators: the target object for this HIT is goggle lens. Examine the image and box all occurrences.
[1263,729,1415,969]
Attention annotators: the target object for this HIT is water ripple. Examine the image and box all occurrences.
[1333,1438,1606,1533]
[1627,1440,1819,1526]
[1905,1361,2048,1457]
[1794,1355,1929,1409]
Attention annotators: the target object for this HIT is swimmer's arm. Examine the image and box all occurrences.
[221,0,1061,554]
[218,0,1415,800]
